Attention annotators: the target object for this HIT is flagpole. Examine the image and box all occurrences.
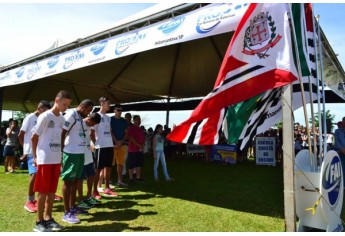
[305,3,319,167]
[313,14,325,166]
[290,3,315,170]
[315,14,327,161]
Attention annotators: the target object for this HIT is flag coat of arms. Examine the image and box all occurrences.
[167,3,299,144]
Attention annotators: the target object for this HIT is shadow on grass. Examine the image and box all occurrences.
[62,221,151,232]
[129,156,286,219]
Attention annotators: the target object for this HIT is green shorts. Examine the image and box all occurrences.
[61,152,85,181]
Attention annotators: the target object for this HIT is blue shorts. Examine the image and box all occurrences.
[81,162,96,179]
[27,155,37,175]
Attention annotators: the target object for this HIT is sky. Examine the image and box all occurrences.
[1,3,345,129]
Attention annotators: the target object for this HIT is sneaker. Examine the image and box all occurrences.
[165,178,174,182]
[109,183,116,189]
[45,218,63,231]
[93,191,102,200]
[33,200,37,207]
[116,181,129,187]
[54,194,63,201]
[129,178,136,185]
[70,206,88,215]
[33,221,52,232]
[102,188,118,197]
[136,178,145,182]
[78,200,94,209]
[86,196,101,205]
[24,201,37,213]
[62,211,80,224]
[97,187,104,193]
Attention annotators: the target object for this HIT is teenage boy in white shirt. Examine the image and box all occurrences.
[31,90,72,232]
[18,100,51,213]
[60,99,94,224]
[91,97,118,199]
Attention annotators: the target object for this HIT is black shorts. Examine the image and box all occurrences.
[94,147,114,170]
[80,162,96,179]
[127,152,144,169]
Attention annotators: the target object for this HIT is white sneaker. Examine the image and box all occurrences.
[97,187,104,193]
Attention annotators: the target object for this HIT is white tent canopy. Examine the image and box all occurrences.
[0,3,344,113]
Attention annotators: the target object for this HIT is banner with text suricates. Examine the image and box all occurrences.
[0,3,249,87]
[255,137,276,166]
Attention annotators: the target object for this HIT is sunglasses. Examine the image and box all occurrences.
[115,109,122,112]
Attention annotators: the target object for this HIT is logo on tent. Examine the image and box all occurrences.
[90,40,108,56]
[16,67,25,78]
[63,50,85,70]
[47,56,59,69]
[115,32,146,56]
[27,63,41,80]
[322,156,342,207]
[196,3,248,34]
[0,72,11,81]
[158,17,185,34]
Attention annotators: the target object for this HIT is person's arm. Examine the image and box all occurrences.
[6,126,13,137]
[90,129,96,144]
[61,129,68,152]
[18,130,25,146]
[31,133,39,166]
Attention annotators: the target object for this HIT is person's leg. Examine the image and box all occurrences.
[4,156,9,172]
[153,151,159,181]
[116,145,126,183]
[36,192,47,222]
[93,169,101,192]
[160,151,171,180]
[104,166,112,189]
[86,175,94,198]
[10,156,17,171]
[27,155,36,200]
[122,149,128,176]
[98,169,104,189]
[62,180,73,213]
[135,167,141,179]
[44,192,55,220]
[70,179,78,208]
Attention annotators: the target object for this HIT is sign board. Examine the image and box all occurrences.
[186,144,205,154]
[211,144,237,164]
[255,137,276,166]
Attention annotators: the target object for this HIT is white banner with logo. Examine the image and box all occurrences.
[0,3,249,87]
[186,144,205,154]
[255,137,276,166]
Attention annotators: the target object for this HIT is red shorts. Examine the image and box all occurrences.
[34,164,61,194]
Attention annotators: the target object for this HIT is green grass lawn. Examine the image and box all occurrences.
[0,155,343,232]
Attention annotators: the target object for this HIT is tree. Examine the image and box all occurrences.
[14,111,29,125]
[309,110,335,133]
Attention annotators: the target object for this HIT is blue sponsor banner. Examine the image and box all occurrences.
[211,144,237,164]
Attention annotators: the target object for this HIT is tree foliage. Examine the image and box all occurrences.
[309,110,335,133]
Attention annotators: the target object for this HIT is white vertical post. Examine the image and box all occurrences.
[282,84,296,232]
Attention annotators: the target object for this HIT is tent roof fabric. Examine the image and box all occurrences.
[0,3,344,113]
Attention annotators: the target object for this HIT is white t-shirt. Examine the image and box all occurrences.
[84,124,93,165]
[63,109,87,154]
[33,110,65,165]
[20,113,38,155]
[91,112,113,148]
